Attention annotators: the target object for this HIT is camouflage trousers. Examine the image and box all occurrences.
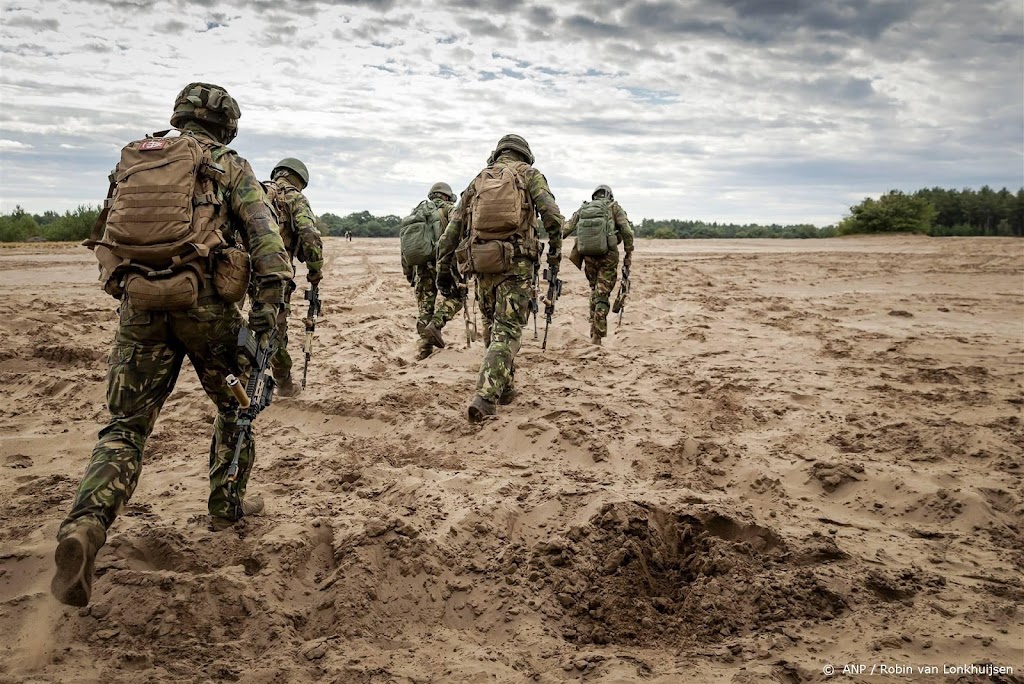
[584,250,620,338]
[414,262,463,353]
[475,259,533,402]
[58,297,255,547]
[270,285,295,382]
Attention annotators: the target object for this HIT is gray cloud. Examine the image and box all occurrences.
[5,16,59,31]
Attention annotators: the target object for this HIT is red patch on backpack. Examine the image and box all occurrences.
[139,139,169,151]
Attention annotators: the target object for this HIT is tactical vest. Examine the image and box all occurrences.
[575,198,617,257]
[399,199,443,267]
[85,131,242,310]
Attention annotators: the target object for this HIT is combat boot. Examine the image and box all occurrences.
[210,495,265,531]
[467,395,496,423]
[51,527,101,607]
[591,333,602,345]
[418,320,446,349]
[276,374,301,398]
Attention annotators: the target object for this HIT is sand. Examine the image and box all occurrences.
[0,235,1021,684]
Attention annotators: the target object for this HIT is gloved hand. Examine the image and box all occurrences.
[623,252,632,271]
[307,269,323,285]
[546,247,561,270]
[248,303,277,333]
[436,268,456,298]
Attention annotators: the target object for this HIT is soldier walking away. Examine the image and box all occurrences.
[345,230,352,241]
[401,182,464,360]
[435,134,563,422]
[263,158,324,396]
[51,82,294,607]
[562,184,634,345]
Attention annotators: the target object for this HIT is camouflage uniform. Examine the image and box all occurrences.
[563,199,635,338]
[264,173,323,386]
[437,144,563,415]
[403,197,464,358]
[59,120,293,554]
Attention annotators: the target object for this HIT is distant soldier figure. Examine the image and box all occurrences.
[51,82,293,607]
[263,158,324,396]
[436,134,563,422]
[345,230,352,242]
[562,184,634,344]
[400,182,463,360]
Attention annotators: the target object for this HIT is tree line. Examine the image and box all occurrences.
[2,186,1021,242]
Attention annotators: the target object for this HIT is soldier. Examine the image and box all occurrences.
[401,182,463,360]
[50,82,293,607]
[263,158,324,396]
[562,184,635,345]
[436,134,563,422]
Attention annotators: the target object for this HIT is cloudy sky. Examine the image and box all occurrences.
[1,0,1022,226]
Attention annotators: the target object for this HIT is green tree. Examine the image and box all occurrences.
[840,191,936,235]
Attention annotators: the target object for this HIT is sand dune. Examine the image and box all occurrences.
[0,236,1021,683]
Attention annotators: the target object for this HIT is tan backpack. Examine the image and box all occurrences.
[85,131,247,309]
[457,161,537,274]
[263,179,297,258]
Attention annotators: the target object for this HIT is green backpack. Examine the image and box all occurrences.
[400,200,442,267]
[575,198,617,256]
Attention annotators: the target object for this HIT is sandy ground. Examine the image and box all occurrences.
[0,236,1021,684]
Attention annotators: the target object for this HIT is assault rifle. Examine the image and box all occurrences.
[301,284,321,389]
[541,261,562,350]
[224,326,279,510]
[529,244,543,340]
[613,265,630,327]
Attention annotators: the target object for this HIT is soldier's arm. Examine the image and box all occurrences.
[290,189,324,274]
[524,168,563,255]
[222,153,293,305]
[436,214,462,267]
[562,210,580,238]
[613,202,635,253]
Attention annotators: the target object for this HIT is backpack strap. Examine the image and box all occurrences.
[83,170,117,249]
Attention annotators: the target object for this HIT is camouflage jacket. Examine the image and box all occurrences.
[182,122,293,305]
[562,199,635,253]
[263,176,324,275]
[437,151,564,268]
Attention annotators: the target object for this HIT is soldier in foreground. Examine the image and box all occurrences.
[436,134,563,422]
[400,182,464,360]
[562,184,635,344]
[51,82,293,607]
[263,158,324,395]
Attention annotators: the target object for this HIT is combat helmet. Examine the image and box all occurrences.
[272,158,310,188]
[592,184,614,200]
[170,82,241,143]
[428,182,455,202]
[491,133,534,165]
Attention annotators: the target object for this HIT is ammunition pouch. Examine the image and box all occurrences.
[212,246,250,303]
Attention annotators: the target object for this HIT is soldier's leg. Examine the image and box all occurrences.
[58,306,181,545]
[592,252,620,338]
[414,265,438,357]
[270,290,293,383]
[476,274,531,402]
[172,302,254,523]
[583,257,601,335]
[431,292,464,330]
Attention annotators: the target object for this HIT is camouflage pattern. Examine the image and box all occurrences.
[414,261,464,356]
[437,149,563,403]
[563,199,635,338]
[263,175,323,379]
[58,123,293,545]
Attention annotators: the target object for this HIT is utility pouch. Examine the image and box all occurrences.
[125,270,199,311]
[212,246,250,303]
[467,240,512,275]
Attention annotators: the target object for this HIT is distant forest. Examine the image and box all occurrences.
[2,186,1021,242]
